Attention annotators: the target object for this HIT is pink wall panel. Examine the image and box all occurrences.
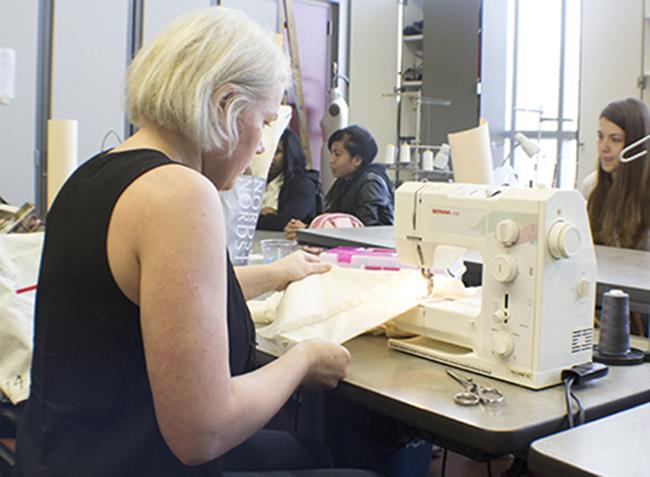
[293,0,330,170]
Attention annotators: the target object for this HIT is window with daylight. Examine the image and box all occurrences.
[505,0,581,188]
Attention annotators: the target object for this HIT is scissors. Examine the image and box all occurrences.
[446,369,505,406]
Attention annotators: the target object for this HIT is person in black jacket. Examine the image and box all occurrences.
[284,125,394,239]
[257,128,322,231]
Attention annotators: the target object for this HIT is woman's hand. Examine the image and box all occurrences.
[284,219,306,240]
[234,250,329,299]
[270,249,331,291]
[260,207,277,216]
[292,339,351,390]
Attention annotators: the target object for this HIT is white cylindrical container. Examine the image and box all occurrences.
[47,119,78,209]
[399,143,411,164]
[384,143,396,164]
[422,149,434,171]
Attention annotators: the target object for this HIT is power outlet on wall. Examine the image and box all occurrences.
[0,48,16,105]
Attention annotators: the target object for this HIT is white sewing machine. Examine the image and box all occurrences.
[390,182,596,389]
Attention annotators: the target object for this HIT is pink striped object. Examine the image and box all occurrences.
[309,213,364,230]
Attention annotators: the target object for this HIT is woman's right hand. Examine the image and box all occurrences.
[294,339,351,390]
[284,219,306,240]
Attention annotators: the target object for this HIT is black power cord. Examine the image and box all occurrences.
[561,362,608,428]
[563,375,585,428]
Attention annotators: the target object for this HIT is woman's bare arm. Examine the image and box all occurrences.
[108,166,349,465]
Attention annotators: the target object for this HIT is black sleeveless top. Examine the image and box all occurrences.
[15,150,256,476]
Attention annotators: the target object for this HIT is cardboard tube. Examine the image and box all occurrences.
[47,119,78,209]
[448,119,494,185]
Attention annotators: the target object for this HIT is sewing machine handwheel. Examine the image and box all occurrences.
[548,220,581,259]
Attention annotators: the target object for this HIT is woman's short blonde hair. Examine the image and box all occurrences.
[126,7,290,154]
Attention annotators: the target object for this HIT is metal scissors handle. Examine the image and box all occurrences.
[446,369,505,406]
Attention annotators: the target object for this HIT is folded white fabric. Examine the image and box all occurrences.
[248,292,284,325]
[0,232,43,404]
[251,265,477,350]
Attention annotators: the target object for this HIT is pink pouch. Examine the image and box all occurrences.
[320,246,400,271]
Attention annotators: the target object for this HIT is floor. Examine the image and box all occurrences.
[428,450,527,477]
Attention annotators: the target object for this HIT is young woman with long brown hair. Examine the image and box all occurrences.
[586,98,650,250]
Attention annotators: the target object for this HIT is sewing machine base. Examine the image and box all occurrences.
[388,336,579,390]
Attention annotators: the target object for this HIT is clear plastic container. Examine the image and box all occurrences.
[260,239,296,263]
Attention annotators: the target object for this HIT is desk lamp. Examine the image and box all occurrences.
[496,132,541,186]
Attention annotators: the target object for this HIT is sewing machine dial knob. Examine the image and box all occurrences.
[496,219,519,247]
[491,331,514,357]
[548,221,581,259]
[491,255,518,282]
[493,309,510,323]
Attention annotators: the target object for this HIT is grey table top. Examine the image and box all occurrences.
[296,226,650,308]
[296,226,394,249]
[261,227,650,456]
[327,334,650,457]
[594,245,650,312]
[528,402,650,477]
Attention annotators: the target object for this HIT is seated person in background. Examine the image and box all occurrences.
[586,98,650,251]
[284,125,394,239]
[257,128,322,231]
[585,98,650,336]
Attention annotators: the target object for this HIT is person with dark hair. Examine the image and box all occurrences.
[284,125,393,239]
[585,98,650,250]
[583,98,650,336]
[257,128,322,231]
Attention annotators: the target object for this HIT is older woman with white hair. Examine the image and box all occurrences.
[14,8,376,477]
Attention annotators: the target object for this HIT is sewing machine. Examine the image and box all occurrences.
[390,182,596,389]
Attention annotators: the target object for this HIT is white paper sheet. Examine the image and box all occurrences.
[448,118,494,185]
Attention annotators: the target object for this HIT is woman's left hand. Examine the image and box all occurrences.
[271,250,331,291]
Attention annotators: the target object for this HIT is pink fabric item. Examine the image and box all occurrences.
[320,246,400,271]
[309,212,364,229]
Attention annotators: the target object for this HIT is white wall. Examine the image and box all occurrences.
[348,0,399,154]
[51,0,129,164]
[577,0,644,186]
[0,1,38,204]
[2,0,347,208]
[143,0,213,43]
[221,0,278,31]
